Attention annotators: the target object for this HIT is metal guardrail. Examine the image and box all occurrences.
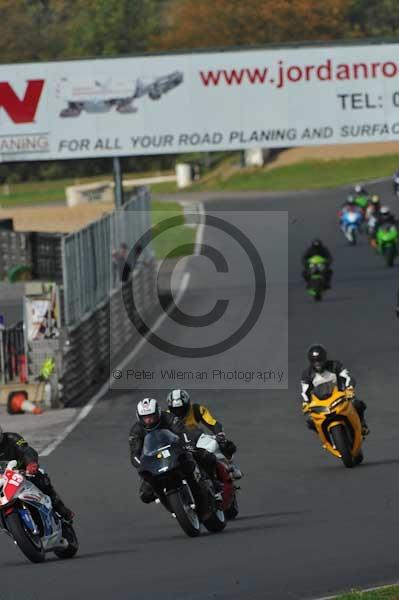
[62,186,152,326]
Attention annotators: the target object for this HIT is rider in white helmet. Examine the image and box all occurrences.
[129,398,186,503]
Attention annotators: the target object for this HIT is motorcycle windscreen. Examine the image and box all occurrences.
[313,381,336,401]
[142,429,180,457]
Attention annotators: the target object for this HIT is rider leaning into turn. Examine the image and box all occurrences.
[301,239,333,290]
[376,205,396,229]
[0,427,74,521]
[166,389,241,479]
[300,345,370,437]
[129,398,221,504]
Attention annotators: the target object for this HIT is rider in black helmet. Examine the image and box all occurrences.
[300,344,369,436]
[302,239,333,289]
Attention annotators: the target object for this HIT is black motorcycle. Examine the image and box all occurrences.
[138,429,226,537]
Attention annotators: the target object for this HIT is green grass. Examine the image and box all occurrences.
[151,201,196,259]
[190,154,399,192]
[0,171,175,207]
[2,152,399,208]
[332,585,399,599]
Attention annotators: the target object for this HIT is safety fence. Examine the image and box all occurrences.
[59,186,159,405]
[60,258,158,405]
[62,186,152,326]
[0,321,27,384]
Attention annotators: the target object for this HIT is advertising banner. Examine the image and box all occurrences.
[2,42,399,160]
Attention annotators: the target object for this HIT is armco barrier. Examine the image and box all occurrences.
[60,258,158,405]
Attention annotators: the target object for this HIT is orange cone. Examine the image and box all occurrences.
[7,391,43,415]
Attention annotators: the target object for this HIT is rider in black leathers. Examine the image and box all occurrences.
[301,345,369,436]
[129,399,218,504]
[302,239,333,289]
[0,428,73,520]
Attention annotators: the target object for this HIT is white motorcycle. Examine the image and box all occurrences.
[393,174,399,196]
[0,461,78,563]
[195,432,241,520]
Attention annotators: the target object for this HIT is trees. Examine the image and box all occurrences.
[64,0,161,58]
[349,0,399,37]
[151,0,351,51]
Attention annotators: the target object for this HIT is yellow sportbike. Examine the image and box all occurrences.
[303,381,364,468]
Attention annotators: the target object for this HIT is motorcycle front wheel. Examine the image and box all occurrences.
[168,489,200,538]
[384,245,395,267]
[203,509,226,533]
[331,424,353,468]
[6,513,45,563]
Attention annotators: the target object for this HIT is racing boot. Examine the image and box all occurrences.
[361,420,370,437]
[228,460,243,480]
[53,497,74,521]
[212,481,224,510]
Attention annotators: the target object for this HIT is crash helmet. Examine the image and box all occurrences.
[371,194,380,206]
[380,205,390,215]
[307,344,328,373]
[311,238,323,249]
[167,389,191,418]
[354,184,363,194]
[346,195,356,206]
[136,398,161,431]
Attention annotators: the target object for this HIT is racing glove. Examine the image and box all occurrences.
[26,462,39,475]
[345,386,355,400]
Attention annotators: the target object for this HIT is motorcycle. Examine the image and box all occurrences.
[0,461,78,563]
[190,430,239,520]
[354,194,369,215]
[393,173,399,196]
[303,381,363,468]
[376,223,399,266]
[138,429,226,538]
[340,208,363,245]
[306,255,328,301]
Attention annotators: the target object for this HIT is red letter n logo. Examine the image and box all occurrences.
[0,80,45,124]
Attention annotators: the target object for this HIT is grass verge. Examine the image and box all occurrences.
[189,154,399,192]
[332,585,399,599]
[151,201,196,259]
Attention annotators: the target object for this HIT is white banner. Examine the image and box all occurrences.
[2,42,399,161]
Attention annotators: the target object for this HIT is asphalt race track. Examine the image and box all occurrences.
[2,181,399,600]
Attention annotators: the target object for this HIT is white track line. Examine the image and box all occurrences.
[310,581,399,600]
[40,203,204,457]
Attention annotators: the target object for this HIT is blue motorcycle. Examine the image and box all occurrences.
[340,208,363,245]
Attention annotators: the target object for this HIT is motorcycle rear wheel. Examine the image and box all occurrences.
[331,424,353,468]
[6,513,45,563]
[168,490,200,538]
[54,522,79,559]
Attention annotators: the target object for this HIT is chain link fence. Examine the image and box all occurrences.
[62,187,152,326]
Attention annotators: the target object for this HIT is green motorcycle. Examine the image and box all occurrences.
[354,194,368,213]
[306,255,328,301]
[376,224,399,267]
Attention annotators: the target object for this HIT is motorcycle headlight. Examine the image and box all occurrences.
[330,397,346,409]
[310,406,330,414]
